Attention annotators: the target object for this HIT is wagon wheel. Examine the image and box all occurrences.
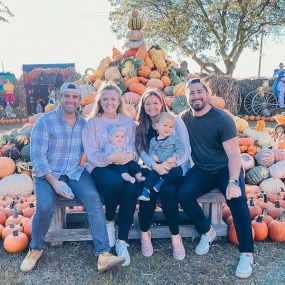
[243,91,257,114]
[251,91,278,116]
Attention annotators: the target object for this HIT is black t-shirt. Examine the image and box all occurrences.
[181,107,237,173]
[146,124,157,145]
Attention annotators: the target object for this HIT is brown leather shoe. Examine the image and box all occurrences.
[97,252,125,273]
[20,249,43,272]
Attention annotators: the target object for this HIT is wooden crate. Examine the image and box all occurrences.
[46,189,227,245]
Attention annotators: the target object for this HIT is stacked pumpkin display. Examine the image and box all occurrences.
[76,11,226,118]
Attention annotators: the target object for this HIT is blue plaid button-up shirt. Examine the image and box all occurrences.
[31,107,86,181]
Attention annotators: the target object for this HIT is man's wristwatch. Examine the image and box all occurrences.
[229,178,240,186]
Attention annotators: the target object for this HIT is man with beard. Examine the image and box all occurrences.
[178,78,254,279]
[20,82,125,273]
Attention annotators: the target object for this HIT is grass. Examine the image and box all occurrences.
[0,239,285,285]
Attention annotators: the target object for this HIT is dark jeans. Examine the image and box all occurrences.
[91,166,138,241]
[30,170,110,256]
[139,168,180,235]
[178,165,254,253]
[144,166,183,190]
[109,160,142,177]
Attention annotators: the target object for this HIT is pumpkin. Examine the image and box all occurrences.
[252,215,268,241]
[138,77,148,84]
[238,138,255,146]
[257,209,274,226]
[12,135,29,151]
[0,224,3,238]
[222,205,231,221]
[80,92,96,106]
[226,215,234,226]
[3,230,29,253]
[149,70,161,79]
[0,174,34,199]
[128,83,146,95]
[3,146,21,161]
[249,115,256,121]
[124,49,138,58]
[273,150,285,162]
[126,30,143,41]
[255,120,265,132]
[268,212,285,242]
[95,57,111,79]
[209,96,225,109]
[247,146,258,156]
[125,39,145,50]
[269,161,285,179]
[104,66,122,81]
[93,79,103,90]
[0,157,16,179]
[267,201,284,219]
[146,79,164,90]
[228,223,255,245]
[241,153,255,171]
[128,10,143,30]
[125,104,137,120]
[22,203,36,218]
[161,76,171,87]
[121,59,137,77]
[172,96,190,115]
[125,77,140,88]
[0,211,6,225]
[138,66,151,78]
[257,193,273,210]
[44,103,56,113]
[248,198,262,219]
[164,86,174,97]
[234,117,249,133]
[255,148,274,167]
[245,166,270,185]
[259,178,284,195]
[122,92,141,105]
[135,44,147,59]
[173,82,186,97]
[82,103,95,118]
[23,219,32,240]
[5,207,24,226]
[20,145,31,162]
[244,115,250,120]
[112,47,123,60]
[149,48,167,70]
[1,223,23,240]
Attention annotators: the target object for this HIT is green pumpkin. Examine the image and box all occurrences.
[20,144,31,162]
[245,166,270,185]
[0,134,13,144]
[12,135,29,151]
[172,96,190,115]
[3,146,21,161]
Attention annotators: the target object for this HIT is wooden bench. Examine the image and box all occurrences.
[46,189,227,245]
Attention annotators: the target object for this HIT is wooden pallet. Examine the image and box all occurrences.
[46,189,227,245]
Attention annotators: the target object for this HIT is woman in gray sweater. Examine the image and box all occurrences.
[82,82,138,267]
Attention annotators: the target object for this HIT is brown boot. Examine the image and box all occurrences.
[97,252,125,273]
[20,249,43,272]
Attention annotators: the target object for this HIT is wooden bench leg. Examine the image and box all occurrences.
[49,206,66,246]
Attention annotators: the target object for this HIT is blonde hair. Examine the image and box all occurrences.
[155,112,175,124]
[89,81,127,118]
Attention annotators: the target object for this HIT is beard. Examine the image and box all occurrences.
[190,101,207,111]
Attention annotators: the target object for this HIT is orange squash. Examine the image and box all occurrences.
[3,230,29,253]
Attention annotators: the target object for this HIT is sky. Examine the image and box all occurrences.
[0,0,284,79]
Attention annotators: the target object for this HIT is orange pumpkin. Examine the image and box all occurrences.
[122,92,141,105]
[149,70,161,79]
[125,104,137,120]
[3,230,29,253]
[138,66,151,78]
[124,77,140,88]
[128,83,146,95]
[2,223,23,240]
[228,224,255,245]
[146,79,164,90]
[0,211,6,225]
[252,216,268,241]
[268,212,285,242]
[0,224,3,238]
[209,96,225,109]
[23,219,32,240]
[161,76,171,87]
[135,44,147,59]
[0,157,16,179]
[145,55,154,69]
[22,203,36,218]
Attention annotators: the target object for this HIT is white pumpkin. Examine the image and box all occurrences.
[80,84,96,99]
[241,153,255,171]
[255,148,275,167]
[269,161,285,179]
[0,174,34,199]
[104,66,122,81]
[259,178,285,195]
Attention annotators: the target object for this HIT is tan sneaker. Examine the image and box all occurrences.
[20,249,43,272]
[97,252,125,273]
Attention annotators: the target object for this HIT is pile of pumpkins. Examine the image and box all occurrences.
[76,11,225,118]
[0,194,36,253]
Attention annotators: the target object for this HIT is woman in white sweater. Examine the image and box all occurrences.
[82,82,138,267]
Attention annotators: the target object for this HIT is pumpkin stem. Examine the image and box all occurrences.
[12,206,18,218]
[261,208,268,216]
[12,230,19,237]
[275,200,281,208]
[9,200,15,209]
[263,193,268,203]
[277,211,285,222]
[249,197,255,207]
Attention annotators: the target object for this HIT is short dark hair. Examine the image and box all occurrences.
[186,78,208,93]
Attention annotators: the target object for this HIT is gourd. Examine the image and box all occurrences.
[172,96,190,115]
[146,79,164,90]
[149,48,167,70]
[255,148,274,167]
[173,82,186,97]
[95,57,111,79]
[241,153,255,171]
[3,230,29,253]
[245,166,270,185]
[259,178,284,195]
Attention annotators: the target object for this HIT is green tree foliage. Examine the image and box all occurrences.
[109,0,285,75]
[0,1,13,23]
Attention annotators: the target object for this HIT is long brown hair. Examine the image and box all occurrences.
[89,81,127,118]
[135,88,168,153]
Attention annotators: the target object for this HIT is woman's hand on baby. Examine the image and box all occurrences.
[109,151,133,165]
[152,155,161,163]
[152,162,169,175]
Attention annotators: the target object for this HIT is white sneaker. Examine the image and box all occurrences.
[106,222,116,248]
[115,240,131,267]
[195,226,216,255]
[235,253,253,279]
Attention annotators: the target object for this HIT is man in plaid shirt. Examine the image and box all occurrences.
[20,82,125,273]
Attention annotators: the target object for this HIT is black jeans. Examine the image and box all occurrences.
[91,166,138,241]
[144,166,183,190]
[109,160,142,177]
[139,168,180,235]
[178,165,254,253]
